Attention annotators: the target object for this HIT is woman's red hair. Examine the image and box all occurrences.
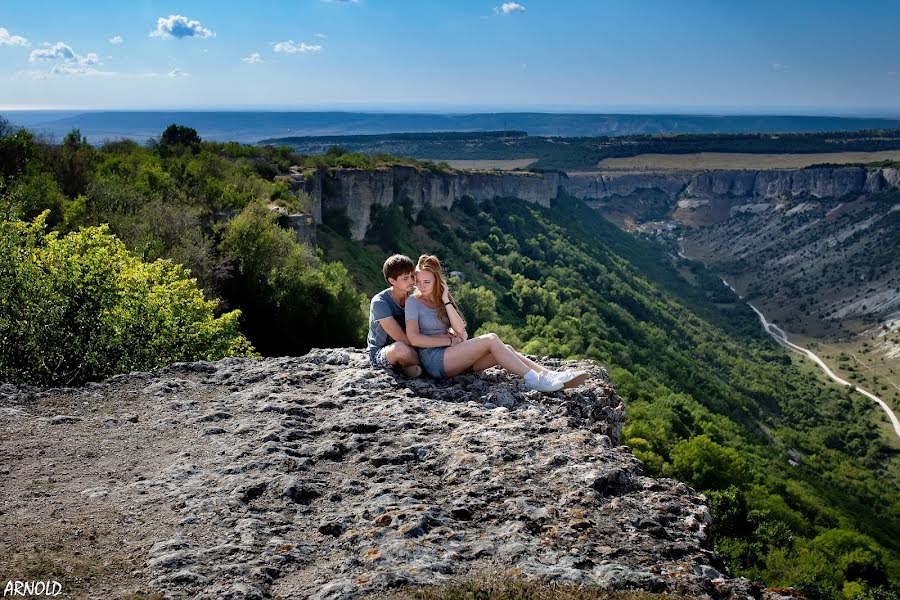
[416,254,465,331]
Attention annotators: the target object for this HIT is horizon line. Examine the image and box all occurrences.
[3,105,900,119]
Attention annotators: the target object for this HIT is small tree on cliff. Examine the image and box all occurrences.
[158,124,201,157]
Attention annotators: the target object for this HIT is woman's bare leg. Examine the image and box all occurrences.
[471,345,549,374]
[470,354,499,372]
[443,333,530,378]
[507,344,550,373]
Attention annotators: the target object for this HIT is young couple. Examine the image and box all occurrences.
[366,254,588,393]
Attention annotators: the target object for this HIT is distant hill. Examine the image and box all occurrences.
[267,128,900,171]
[4,110,900,143]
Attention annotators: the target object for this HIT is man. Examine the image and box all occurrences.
[366,254,422,377]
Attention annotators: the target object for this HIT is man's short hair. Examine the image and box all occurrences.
[383,254,415,284]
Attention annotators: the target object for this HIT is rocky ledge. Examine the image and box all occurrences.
[0,349,756,599]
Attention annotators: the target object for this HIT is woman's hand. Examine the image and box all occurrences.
[450,335,464,346]
[441,282,450,304]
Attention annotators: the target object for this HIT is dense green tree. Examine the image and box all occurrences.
[51,128,96,198]
[670,434,750,491]
[9,169,66,222]
[158,124,202,158]
[455,283,499,333]
[161,123,201,148]
[0,126,34,180]
[219,202,366,355]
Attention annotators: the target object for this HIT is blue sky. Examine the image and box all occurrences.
[1,0,899,113]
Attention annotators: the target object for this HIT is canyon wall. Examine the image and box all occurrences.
[288,167,559,240]
[282,165,900,239]
[563,167,900,225]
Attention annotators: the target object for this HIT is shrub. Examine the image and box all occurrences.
[159,124,201,154]
[670,434,749,491]
[0,212,256,386]
[456,283,499,333]
[219,202,366,355]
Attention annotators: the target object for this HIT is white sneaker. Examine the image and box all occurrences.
[524,371,564,393]
[550,370,589,389]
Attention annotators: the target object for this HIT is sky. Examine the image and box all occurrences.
[1,0,899,114]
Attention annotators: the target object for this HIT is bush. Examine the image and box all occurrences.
[159,124,201,155]
[9,169,66,222]
[0,213,256,386]
[707,485,749,537]
[455,283,499,333]
[670,434,749,491]
[219,202,366,355]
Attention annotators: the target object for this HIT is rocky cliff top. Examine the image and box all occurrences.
[0,349,760,599]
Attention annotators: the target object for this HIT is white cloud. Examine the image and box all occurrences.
[772,62,788,72]
[0,27,29,47]
[273,40,322,54]
[51,63,111,77]
[497,2,525,15]
[30,42,75,62]
[109,35,123,45]
[168,68,189,78]
[314,33,327,39]
[150,15,214,39]
[242,52,263,64]
[27,41,106,76]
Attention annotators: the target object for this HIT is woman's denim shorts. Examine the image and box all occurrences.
[418,346,447,378]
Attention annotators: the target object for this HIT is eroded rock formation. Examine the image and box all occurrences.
[285,167,559,240]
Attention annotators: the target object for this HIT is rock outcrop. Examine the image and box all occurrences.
[0,349,760,599]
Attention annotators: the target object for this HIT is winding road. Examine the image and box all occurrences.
[678,244,900,441]
[742,291,900,441]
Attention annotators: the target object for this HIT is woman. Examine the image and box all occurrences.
[405,255,588,393]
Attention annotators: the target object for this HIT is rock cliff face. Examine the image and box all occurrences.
[563,167,900,225]
[563,173,692,202]
[284,167,560,241]
[283,164,900,235]
[684,191,900,333]
[0,349,762,599]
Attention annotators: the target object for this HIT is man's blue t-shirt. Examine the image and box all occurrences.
[366,289,406,355]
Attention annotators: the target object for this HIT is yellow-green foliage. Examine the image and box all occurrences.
[670,434,749,491]
[0,212,256,386]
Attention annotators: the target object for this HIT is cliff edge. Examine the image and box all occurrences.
[1,349,758,599]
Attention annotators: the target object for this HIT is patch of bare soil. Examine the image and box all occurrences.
[0,380,200,598]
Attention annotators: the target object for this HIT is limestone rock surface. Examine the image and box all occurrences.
[1,349,756,599]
